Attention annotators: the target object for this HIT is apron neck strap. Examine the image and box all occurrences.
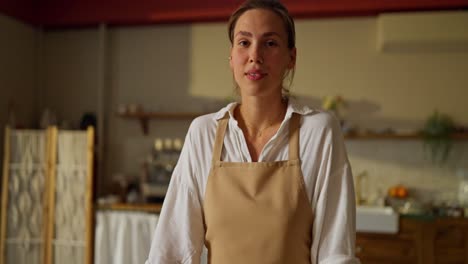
[212,112,302,163]
[212,113,229,164]
[288,113,301,160]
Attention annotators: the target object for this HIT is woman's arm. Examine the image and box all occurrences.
[309,114,360,264]
[146,129,205,264]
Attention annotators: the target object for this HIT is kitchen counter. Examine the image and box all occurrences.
[357,217,468,264]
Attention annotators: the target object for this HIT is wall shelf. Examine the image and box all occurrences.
[118,111,206,135]
[344,132,468,140]
[118,111,468,140]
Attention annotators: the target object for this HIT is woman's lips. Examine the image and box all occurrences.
[245,70,267,81]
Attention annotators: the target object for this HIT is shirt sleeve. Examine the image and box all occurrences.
[310,115,360,264]
[146,128,205,264]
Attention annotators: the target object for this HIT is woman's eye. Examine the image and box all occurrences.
[238,40,249,46]
[266,40,278,47]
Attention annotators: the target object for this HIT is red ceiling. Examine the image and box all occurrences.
[1,0,468,28]
[0,0,37,25]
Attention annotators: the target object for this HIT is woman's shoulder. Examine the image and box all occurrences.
[299,110,347,154]
[188,103,236,136]
[188,113,218,137]
[300,110,341,131]
[288,98,339,131]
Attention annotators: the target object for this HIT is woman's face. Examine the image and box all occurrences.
[230,8,296,99]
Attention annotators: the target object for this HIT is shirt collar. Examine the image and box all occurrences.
[213,97,316,121]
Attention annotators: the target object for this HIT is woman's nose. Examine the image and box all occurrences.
[249,45,264,64]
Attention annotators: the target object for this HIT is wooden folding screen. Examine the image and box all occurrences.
[0,128,49,264]
[0,127,94,264]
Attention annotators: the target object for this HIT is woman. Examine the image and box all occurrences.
[146,0,359,263]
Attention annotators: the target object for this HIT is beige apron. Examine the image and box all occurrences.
[204,113,313,264]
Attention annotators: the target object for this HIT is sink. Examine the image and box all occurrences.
[356,205,399,234]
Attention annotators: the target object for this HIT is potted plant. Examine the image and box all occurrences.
[422,110,455,164]
[323,95,348,124]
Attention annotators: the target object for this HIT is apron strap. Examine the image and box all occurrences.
[212,113,229,164]
[212,112,301,163]
[288,113,301,160]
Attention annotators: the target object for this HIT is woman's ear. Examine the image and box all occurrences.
[229,49,234,70]
[288,48,296,69]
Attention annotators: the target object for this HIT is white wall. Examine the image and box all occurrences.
[39,14,468,198]
[41,28,100,126]
[106,25,199,187]
[0,14,36,174]
[191,17,468,129]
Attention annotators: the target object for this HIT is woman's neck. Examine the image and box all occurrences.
[236,95,287,135]
[234,94,287,161]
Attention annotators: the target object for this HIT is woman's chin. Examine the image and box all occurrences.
[239,83,275,97]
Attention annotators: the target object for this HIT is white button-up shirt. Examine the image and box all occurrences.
[146,99,359,264]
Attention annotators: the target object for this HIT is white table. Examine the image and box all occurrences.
[94,209,208,264]
[94,210,159,264]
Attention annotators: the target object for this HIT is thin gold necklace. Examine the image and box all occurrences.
[242,109,285,138]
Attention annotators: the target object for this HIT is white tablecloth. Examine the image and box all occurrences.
[94,211,159,264]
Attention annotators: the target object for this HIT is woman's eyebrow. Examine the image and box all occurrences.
[235,31,281,38]
[235,31,252,37]
[263,32,280,38]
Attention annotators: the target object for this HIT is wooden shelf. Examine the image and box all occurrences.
[345,132,468,140]
[119,111,205,119]
[118,111,206,135]
[97,203,162,213]
[118,111,468,140]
